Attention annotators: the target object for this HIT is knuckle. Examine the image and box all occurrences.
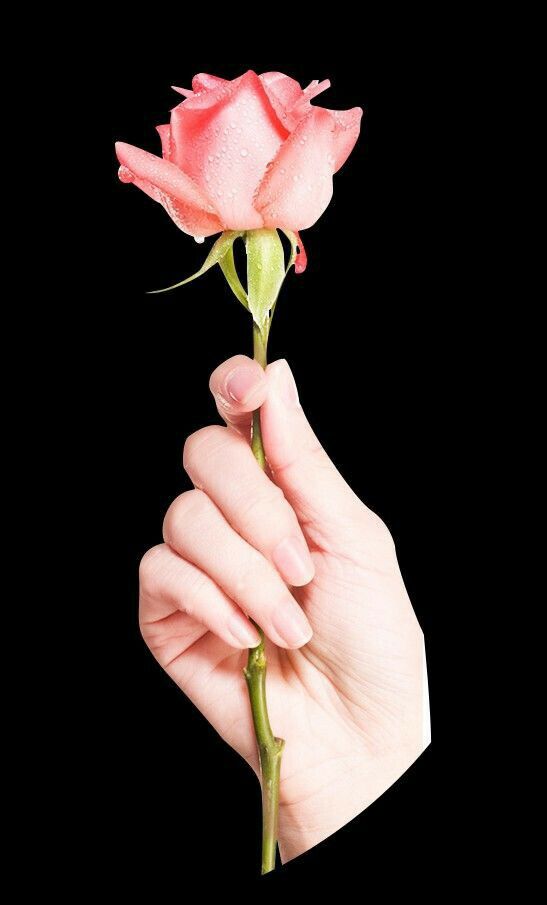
[183,425,228,474]
[162,489,208,541]
[139,544,165,598]
[180,570,210,619]
[234,547,267,598]
[236,484,286,528]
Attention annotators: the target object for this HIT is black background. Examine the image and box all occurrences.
[82,60,437,892]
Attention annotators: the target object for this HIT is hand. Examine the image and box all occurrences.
[139,356,428,861]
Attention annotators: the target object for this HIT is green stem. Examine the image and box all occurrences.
[245,320,284,875]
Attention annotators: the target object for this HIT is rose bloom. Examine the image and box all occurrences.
[116,71,362,247]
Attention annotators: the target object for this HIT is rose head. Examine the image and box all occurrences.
[115,71,362,243]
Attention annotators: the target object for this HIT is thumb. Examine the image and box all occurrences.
[261,359,364,534]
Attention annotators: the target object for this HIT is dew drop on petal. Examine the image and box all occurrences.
[208,155,214,162]
[327,154,336,166]
[194,236,205,244]
[240,148,249,157]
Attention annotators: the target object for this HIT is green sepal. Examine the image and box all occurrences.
[219,244,249,310]
[147,230,244,294]
[246,229,286,331]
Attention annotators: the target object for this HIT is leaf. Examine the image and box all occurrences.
[219,243,249,310]
[246,229,286,330]
[147,231,244,294]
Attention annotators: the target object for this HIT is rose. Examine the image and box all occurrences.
[115,70,362,245]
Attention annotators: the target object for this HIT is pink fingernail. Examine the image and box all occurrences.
[228,613,261,648]
[272,359,300,407]
[226,366,262,403]
[272,536,314,586]
[272,600,313,648]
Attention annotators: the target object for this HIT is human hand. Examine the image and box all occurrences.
[139,356,429,861]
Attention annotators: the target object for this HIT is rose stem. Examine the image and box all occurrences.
[244,321,285,875]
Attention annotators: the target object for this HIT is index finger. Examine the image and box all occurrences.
[209,355,268,433]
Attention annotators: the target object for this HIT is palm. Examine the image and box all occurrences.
[144,510,422,807]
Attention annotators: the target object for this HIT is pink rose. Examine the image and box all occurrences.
[115,70,362,242]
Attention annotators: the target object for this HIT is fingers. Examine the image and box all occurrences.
[183,425,314,587]
[163,490,313,649]
[209,354,268,433]
[260,359,364,528]
[139,543,261,651]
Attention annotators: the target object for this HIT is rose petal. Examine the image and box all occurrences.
[156,125,172,161]
[115,141,223,237]
[171,86,193,98]
[259,72,303,127]
[302,79,331,102]
[254,108,335,231]
[170,71,288,230]
[192,73,230,93]
[328,107,363,172]
[294,231,308,274]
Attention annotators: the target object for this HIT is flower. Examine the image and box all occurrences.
[115,70,362,241]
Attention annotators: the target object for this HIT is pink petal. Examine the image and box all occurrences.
[171,85,193,98]
[170,71,288,230]
[259,72,303,126]
[328,107,363,172]
[302,79,331,102]
[115,141,223,237]
[294,231,308,274]
[156,124,172,161]
[192,73,229,93]
[254,108,335,231]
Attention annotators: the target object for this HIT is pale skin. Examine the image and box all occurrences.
[139,355,428,862]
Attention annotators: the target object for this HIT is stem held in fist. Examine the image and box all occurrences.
[245,318,284,875]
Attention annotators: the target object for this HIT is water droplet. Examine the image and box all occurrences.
[221,146,227,153]
[327,154,335,166]
[240,148,248,157]
[216,189,223,196]
[208,154,214,162]
[292,174,301,182]
[204,173,210,182]
[299,139,305,145]
[194,236,205,244]
[230,121,236,128]
[280,168,286,174]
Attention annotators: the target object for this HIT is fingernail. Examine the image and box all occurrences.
[228,613,261,648]
[272,600,313,648]
[226,366,262,403]
[272,536,315,586]
[271,359,300,407]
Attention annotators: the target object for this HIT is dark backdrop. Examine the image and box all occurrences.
[87,60,437,891]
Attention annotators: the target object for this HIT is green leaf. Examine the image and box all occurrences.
[246,229,286,330]
[219,243,249,310]
[147,230,244,294]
